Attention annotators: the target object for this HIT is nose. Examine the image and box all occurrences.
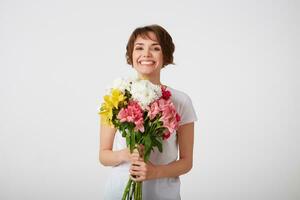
[143,48,151,57]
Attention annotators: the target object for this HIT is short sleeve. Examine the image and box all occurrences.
[179,95,198,126]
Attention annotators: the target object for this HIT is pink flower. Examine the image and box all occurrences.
[147,101,160,120]
[161,86,171,100]
[176,113,181,123]
[163,130,171,140]
[159,99,180,136]
[117,101,145,132]
[145,89,181,140]
[157,98,169,110]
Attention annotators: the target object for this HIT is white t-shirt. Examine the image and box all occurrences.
[103,86,198,200]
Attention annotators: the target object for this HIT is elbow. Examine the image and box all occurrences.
[179,156,193,174]
[183,159,193,174]
[99,156,109,166]
[99,151,108,166]
[99,149,118,167]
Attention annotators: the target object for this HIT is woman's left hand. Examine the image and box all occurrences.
[129,150,157,181]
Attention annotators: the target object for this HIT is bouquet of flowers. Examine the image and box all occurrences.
[98,77,181,200]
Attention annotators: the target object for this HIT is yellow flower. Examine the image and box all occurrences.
[99,89,126,125]
[110,89,126,108]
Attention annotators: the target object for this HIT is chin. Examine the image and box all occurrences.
[137,71,156,76]
[135,66,158,74]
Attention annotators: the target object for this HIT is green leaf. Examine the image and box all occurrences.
[144,134,151,151]
[144,152,150,162]
[136,132,142,143]
[130,130,136,153]
[143,134,153,162]
[157,141,163,152]
[151,135,161,152]
[126,133,130,147]
[153,138,163,152]
[122,131,126,137]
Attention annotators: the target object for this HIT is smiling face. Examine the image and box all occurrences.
[132,32,164,78]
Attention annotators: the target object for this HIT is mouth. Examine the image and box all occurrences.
[139,60,156,65]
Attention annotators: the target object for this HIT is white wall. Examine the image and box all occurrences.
[0,0,299,199]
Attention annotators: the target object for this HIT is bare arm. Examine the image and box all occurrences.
[99,123,131,166]
[156,122,194,178]
[130,122,195,181]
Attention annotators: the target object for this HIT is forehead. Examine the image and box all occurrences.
[134,32,159,45]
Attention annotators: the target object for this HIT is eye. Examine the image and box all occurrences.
[135,47,143,50]
[153,46,161,51]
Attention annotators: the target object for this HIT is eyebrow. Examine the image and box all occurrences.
[134,42,160,46]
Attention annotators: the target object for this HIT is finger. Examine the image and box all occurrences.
[130,166,147,178]
[130,173,146,181]
[136,160,147,166]
[130,170,145,178]
[130,174,139,181]
[131,149,139,155]
[132,152,139,156]
[130,165,142,172]
[131,174,145,182]
[138,156,144,161]
[130,153,140,161]
[130,154,139,161]
[131,160,144,167]
[136,176,145,182]
[131,151,139,157]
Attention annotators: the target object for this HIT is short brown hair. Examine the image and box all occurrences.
[126,24,175,67]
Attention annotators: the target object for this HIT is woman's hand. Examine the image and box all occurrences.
[119,147,142,163]
[118,146,143,163]
[129,147,157,181]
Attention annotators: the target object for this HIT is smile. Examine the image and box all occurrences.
[139,60,155,65]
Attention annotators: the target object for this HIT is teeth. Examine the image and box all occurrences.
[140,61,154,65]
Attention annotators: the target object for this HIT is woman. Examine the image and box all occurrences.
[99,24,198,200]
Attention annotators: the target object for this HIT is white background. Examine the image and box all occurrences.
[1,0,299,199]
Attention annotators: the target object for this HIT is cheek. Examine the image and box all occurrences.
[157,53,163,63]
[132,53,139,66]
[132,52,139,62]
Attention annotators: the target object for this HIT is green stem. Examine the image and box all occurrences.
[134,181,138,200]
[144,115,149,123]
[122,178,132,200]
[129,181,135,200]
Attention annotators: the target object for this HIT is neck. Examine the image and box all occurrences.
[137,73,162,86]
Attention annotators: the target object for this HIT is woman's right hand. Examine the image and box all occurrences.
[120,145,144,163]
[119,147,139,162]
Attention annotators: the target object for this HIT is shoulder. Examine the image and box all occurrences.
[166,86,194,113]
[167,86,192,105]
[167,86,198,126]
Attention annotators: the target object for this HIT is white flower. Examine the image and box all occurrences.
[127,76,139,83]
[130,79,162,109]
[112,77,132,93]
